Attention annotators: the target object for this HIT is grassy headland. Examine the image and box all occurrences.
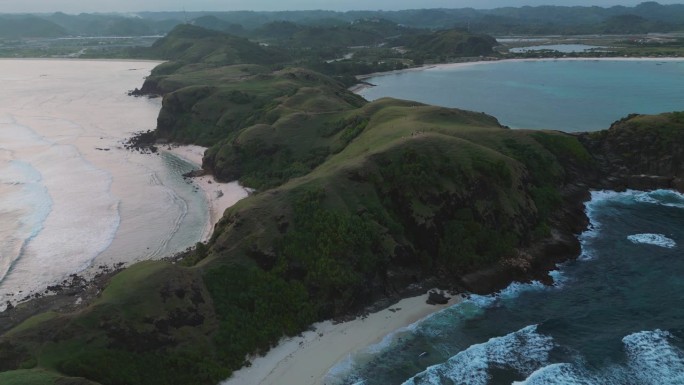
[1,24,683,385]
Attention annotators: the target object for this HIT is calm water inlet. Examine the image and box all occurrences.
[359,59,684,132]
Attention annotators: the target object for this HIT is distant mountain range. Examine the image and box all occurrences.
[2,2,684,39]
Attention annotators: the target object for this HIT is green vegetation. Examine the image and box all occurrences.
[5,3,684,41]
[4,22,682,385]
[583,112,684,178]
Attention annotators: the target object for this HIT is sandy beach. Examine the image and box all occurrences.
[0,59,248,307]
[352,56,684,91]
[163,145,251,242]
[222,291,462,385]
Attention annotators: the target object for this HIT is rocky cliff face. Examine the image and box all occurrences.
[578,112,684,192]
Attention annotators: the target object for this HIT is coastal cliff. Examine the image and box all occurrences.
[1,25,683,385]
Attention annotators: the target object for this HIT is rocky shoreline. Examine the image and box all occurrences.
[2,124,682,334]
[0,264,124,334]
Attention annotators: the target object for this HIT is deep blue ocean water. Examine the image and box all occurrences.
[358,59,684,132]
[327,190,684,384]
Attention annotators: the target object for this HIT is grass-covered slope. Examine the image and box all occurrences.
[3,26,681,385]
[0,16,67,38]
[132,24,288,67]
[0,83,594,384]
[581,112,684,178]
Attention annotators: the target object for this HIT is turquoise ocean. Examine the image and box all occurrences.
[358,59,684,132]
[330,60,684,384]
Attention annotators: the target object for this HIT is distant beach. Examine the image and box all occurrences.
[0,59,225,307]
[354,57,684,132]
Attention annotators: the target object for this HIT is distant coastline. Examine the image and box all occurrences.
[352,56,684,93]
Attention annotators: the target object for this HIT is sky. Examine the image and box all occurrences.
[0,0,679,13]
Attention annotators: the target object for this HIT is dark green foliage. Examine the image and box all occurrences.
[223,142,312,189]
[372,147,520,271]
[277,190,383,313]
[58,349,229,385]
[204,266,316,369]
[0,342,32,371]
[531,132,592,166]
[502,138,559,185]
[180,242,209,267]
[138,24,289,66]
[439,214,517,271]
[399,29,497,61]
[501,137,569,239]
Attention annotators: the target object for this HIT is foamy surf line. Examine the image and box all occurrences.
[628,233,677,248]
[0,59,206,310]
[397,327,684,385]
[0,118,120,305]
[322,188,683,385]
[162,145,250,242]
[580,189,683,259]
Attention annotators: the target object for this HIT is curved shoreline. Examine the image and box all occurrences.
[352,56,684,92]
[162,145,251,242]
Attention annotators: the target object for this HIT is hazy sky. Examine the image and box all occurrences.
[0,0,679,13]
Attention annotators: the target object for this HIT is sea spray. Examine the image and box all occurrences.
[328,187,684,384]
[627,234,677,248]
[402,325,554,385]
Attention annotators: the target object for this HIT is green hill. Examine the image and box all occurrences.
[0,16,67,38]
[133,24,289,66]
[400,28,498,59]
[1,24,682,385]
[0,61,597,385]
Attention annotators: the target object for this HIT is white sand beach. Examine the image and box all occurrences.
[163,145,251,242]
[0,59,236,307]
[222,291,462,385]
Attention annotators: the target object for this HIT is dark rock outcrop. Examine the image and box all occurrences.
[426,291,450,305]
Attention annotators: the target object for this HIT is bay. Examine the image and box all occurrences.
[358,59,684,132]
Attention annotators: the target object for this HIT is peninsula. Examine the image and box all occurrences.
[1,14,683,385]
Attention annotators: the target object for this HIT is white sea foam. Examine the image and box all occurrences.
[623,330,684,385]
[627,233,677,248]
[587,189,684,211]
[579,189,682,259]
[402,325,553,385]
[0,121,120,299]
[510,330,684,385]
[465,279,548,311]
[0,60,212,307]
[512,363,593,385]
[635,189,684,209]
[0,157,52,282]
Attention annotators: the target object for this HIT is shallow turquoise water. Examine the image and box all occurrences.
[327,190,684,385]
[359,60,684,132]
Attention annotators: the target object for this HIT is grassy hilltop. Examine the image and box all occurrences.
[1,25,683,385]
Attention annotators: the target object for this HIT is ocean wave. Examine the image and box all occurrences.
[588,189,684,211]
[402,325,553,385]
[466,280,548,310]
[623,330,684,385]
[0,121,120,303]
[512,363,592,385]
[0,160,52,283]
[627,233,676,248]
